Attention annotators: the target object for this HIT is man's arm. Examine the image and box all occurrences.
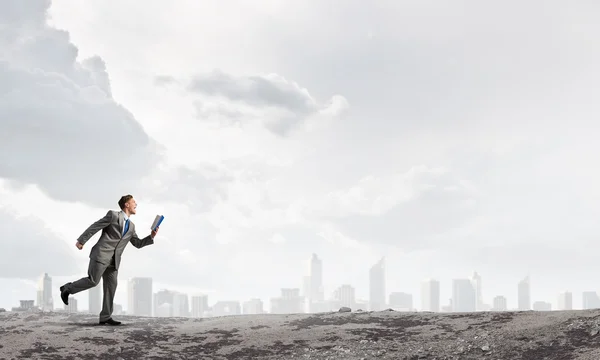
[129,226,155,249]
[76,210,113,246]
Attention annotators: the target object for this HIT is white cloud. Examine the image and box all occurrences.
[0,206,79,279]
[0,0,163,208]
[2,0,597,311]
[158,70,349,136]
[269,233,286,244]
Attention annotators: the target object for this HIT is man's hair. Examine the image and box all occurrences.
[118,195,133,210]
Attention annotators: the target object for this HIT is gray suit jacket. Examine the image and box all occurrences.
[77,210,154,270]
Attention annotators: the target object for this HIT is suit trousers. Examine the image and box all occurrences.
[68,256,118,321]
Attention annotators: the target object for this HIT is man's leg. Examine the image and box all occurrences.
[61,259,107,304]
[99,258,118,322]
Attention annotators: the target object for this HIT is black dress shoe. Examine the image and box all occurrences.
[59,284,70,305]
[99,318,122,326]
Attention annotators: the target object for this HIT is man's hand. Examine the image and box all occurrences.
[75,241,83,250]
[151,227,159,239]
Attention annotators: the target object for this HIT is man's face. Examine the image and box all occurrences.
[125,198,137,215]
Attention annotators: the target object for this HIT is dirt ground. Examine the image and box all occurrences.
[2,308,600,359]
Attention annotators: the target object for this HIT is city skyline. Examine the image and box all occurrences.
[8,257,600,316]
[3,1,600,323]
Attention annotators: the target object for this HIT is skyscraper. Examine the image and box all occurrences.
[270,288,304,314]
[65,297,78,313]
[518,276,531,311]
[242,298,264,314]
[582,291,600,310]
[333,284,356,308]
[492,295,507,311]
[89,282,102,315]
[309,254,324,303]
[154,289,175,317]
[470,272,483,311]
[452,279,476,312]
[369,257,386,311]
[421,278,440,312]
[191,294,209,317]
[38,273,53,311]
[172,292,190,317]
[301,275,311,299]
[128,277,153,316]
[557,291,572,310]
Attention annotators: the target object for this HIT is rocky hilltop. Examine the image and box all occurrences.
[2,308,600,359]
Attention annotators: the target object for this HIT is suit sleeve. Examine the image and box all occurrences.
[77,210,113,245]
[130,226,154,249]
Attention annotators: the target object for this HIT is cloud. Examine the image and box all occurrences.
[307,166,479,250]
[439,241,600,296]
[0,208,79,279]
[153,75,177,87]
[0,0,50,28]
[145,164,232,212]
[0,0,163,208]
[189,70,320,115]
[161,70,348,135]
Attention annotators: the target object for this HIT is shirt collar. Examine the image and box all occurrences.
[122,211,129,221]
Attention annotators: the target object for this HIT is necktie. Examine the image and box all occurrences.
[123,219,129,236]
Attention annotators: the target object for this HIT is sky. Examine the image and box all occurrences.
[1,0,600,312]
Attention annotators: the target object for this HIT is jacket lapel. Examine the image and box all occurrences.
[118,211,124,237]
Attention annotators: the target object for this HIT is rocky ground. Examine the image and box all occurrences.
[2,309,600,359]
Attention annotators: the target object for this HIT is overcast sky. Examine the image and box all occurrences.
[2,0,600,312]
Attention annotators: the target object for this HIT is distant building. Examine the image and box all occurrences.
[154,289,176,317]
[243,298,264,314]
[369,257,386,311]
[354,300,369,312]
[172,293,189,317]
[271,288,304,314]
[557,292,572,310]
[128,278,153,316]
[113,304,123,315]
[302,276,311,299]
[37,273,53,311]
[89,283,102,315]
[452,279,476,312]
[191,295,209,318]
[518,276,531,310]
[212,301,241,317]
[441,299,452,313]
[471,272,483,311]
[308,254,324,312]
[421,279,440,312]
[65,297,78,313]
[492,296,507,311]
[582,291,600,309]
[332,284,356,309]
[12,300,36,312]
[389,292,413,311]
[533,301,552,311]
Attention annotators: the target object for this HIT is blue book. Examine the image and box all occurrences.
[151,215,164,230]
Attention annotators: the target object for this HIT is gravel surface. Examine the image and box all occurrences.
[2,309,600,359]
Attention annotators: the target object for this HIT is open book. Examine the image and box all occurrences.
[151,215,164,231]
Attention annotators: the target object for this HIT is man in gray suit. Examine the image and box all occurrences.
[59,195,158,325]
